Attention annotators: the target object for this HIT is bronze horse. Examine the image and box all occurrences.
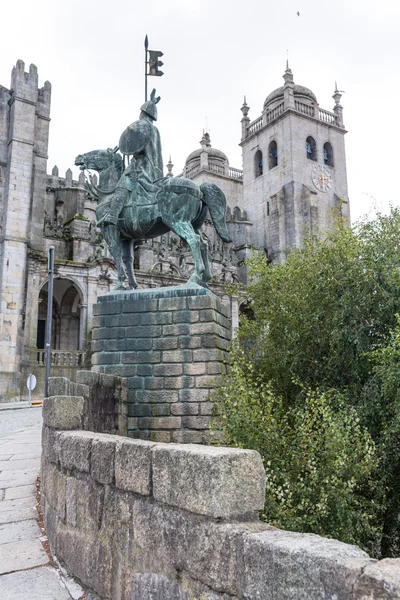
[75,149,232,290]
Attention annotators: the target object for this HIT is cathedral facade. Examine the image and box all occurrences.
[0,60,349,401]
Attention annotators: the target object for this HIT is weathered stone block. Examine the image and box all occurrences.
[77,371,100,387]
[43,396,84,430]
[153,363,183,377]
[150,432,171,443]
[59,431,95,473]
[153,337,179,350]
[48,377,70,397]
[136,390,179,403]
[125,325,162,338]
[183,363,206,375]
[179,389,210,403]
[139,312,173,325]
[171,430,204,444]
[171,403,199,416]
[149,417,181,430]
[144,378,164,390]
[241,529,369,600]
[162,350,191,363]
[158,297,187,311]
[122,351,161,364]
[42,425,62,464]
[353,558,400,599]
[115,438,155,496]
[121,299,158,313]
[152,404,171,416]
[128,404,152,417]
[163,324,191,337]
[178,335,202,349]
[182,416,212,429]
[137,364,153,376]
[164,376,194,389]
[152,444,266,518]
[91,435,116,484]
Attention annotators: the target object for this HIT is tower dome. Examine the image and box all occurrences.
[185,132,229,170]
[263,65,317,111]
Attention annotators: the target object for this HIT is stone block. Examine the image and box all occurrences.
[122,351,161,364]
[172,310,191,323]
[241,529,370,600]
[164,376,194,389]
[42,396,84,430]
[192,348,224,362]
[152,444,266,518]
[199,402,214,416]
[152,404,171,416]
[125,325,162,338]
[139,312,173,325]
[91,435,116,484]
[47,377,70,397]
[127,417,138,429]
[136,390,179,404]
[149,417,181,430]
[153,363,183,377]
[162,350,191,363]
[178,336,202,349]
[158,297,187,311]
[150,432,172,443]
[163,324,191,337]
[171,403,199,416]
[77,371,100,386]
[179,389,210,403]
[144,378,164,390]
[92,352,120,365]
[171,430,204,444]
[42,459,67,521]
[137,364,153,376]
[128,404,152,417]
[128,377,144,389]
[115,438,155,496]
[183,363,206,375]
[195,375,222,388]
[153,337,179,350]
[122,299,158,312]
[182,416,212,430]
[41,425,62,464]
[59,431,95,473]
[353,558,400,599]
[94,301,121,315]
[188,296,217,310]
[65,476,104,531]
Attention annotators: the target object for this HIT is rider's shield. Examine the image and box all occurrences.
[119,120,153,156]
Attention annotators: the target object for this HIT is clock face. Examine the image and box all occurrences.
[312,165,333,192]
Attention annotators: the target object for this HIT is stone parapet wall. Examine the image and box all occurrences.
[91,287,231,443]
[41,395,400,600]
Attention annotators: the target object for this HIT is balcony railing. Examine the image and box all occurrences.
[245,101,341,139]
[37,350,86,367]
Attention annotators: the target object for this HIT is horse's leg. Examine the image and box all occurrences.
[195,229,212,284]
[102,224,126,290]
[169,221,205,285]
[122,239,137,289]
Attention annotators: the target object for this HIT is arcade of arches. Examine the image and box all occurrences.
[37,279,86,359]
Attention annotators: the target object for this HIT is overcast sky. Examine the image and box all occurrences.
[1,0,399,223]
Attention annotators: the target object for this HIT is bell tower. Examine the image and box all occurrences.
[240,63,350,262]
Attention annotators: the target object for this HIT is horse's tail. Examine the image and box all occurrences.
[200,182,232,243]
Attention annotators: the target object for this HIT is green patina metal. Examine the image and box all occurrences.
[75,90,232,292]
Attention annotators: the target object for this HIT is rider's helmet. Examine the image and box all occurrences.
[140,89,161,121]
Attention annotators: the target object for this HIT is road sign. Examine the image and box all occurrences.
[27,374,37,391]
[27,374,37,407]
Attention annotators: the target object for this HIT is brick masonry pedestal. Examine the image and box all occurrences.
[91,285,231,443]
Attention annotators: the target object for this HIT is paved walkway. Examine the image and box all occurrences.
[0,406,84,599]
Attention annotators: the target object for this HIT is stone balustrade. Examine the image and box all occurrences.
[37,349,85,367]
[41,394,400,600]
[245,101,341,140]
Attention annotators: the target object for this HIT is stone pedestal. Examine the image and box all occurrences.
[91,285,231,443]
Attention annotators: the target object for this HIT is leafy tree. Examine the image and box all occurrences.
[213,209,400,556]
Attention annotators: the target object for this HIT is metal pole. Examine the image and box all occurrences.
[44,246,54,398]
[28,375,32,408]
[144,34,148,102]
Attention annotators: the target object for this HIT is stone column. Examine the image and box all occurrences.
[91,286,231,443]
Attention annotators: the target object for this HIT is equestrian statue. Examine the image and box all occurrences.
[75,89,232,291]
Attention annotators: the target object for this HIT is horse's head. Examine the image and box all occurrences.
[74,147,123,177]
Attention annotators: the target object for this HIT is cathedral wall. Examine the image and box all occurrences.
[191,170,243,211]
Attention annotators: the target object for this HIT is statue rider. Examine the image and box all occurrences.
[101,89,164,236]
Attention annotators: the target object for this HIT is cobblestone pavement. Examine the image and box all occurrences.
[0,406,84,599]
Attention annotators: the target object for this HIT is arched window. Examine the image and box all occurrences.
[323,142,334,167]
[254,150,263,177]
[306,136,317,161]
[269,141,278,169]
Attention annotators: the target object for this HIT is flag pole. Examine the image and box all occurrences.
[144,35,148,102]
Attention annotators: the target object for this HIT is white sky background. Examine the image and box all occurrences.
[0,0,399,223]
